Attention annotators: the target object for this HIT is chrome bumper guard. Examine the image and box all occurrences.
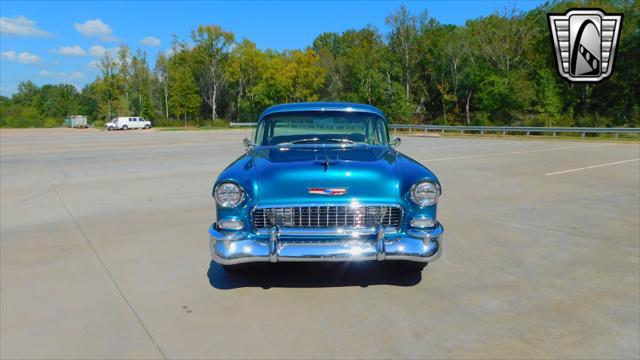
[209,223,443,265]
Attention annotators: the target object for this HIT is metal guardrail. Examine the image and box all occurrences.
[230,122,639,137]
[389,124,639,137]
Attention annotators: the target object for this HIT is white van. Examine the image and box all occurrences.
[105,117,152,130]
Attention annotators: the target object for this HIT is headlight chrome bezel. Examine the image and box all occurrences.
[410,180,441,207]
[214,181,245,208]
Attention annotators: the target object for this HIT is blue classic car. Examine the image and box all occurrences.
[209,102,443,272]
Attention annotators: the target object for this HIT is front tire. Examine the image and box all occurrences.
[107,127,114,131]
[144,125,150,129]
[222,264,251,273]
[122,125,128,130]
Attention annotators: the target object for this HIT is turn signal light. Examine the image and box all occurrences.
[410,216,436,228]
[218,218,244,230]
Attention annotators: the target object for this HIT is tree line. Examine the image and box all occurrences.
[1,0,638,128]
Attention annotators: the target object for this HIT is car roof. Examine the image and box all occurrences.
[258,102,387,122]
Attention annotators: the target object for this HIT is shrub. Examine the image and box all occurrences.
[210,118,229,128]
[576,114,613,128]
[43,117,60,128]
[93,120,105,128]
[473,112,493,126]
[550,114,574,127]
[522,114,546,127]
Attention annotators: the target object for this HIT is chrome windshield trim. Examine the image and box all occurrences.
[255,143,381,150]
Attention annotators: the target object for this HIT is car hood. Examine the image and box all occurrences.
[251,146,399,205]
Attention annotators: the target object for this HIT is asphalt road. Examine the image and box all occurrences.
[1,128,639,359]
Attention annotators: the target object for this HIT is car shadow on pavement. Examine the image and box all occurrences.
[207,261,422,289]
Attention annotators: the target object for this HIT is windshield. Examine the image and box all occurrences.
[255,111,389,146]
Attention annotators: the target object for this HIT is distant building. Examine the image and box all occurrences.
[63,115,88,128]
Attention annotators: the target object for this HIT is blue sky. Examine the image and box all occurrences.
[0,0,544,96]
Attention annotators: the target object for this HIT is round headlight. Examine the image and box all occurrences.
[410,180,440,207]
[214,182,244,208]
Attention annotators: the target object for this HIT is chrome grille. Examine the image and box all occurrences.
[252,205,402,229]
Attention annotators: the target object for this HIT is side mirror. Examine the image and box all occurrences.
[391,137,401,148]
[243,137,254,152]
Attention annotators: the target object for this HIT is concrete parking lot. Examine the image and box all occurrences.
[1,128,639,359]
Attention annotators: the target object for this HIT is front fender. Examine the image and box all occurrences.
[394,151,441,226]
[213,153,258,226]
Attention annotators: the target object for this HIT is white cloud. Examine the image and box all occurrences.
[1,50,42,64]
[18,52,42,64]
[0,50,16,59]
[39,70,84,80]
[140,36,161,47]
[88,45,118,57]
[87,59,101,69]
[89,45,105,57]
[74,19,111,36]
[56,45,86,56]
[0,16,51,37]
[74,19,117,41]
[100,34,118,42]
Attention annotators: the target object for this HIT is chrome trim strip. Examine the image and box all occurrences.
[255,226,399,236]
[252,202,402,208]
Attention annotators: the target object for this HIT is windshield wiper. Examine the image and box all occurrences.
[278,138,320,145]
[326,138,356,144]
[326,138,370,145]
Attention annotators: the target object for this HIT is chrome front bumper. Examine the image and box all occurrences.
[209,223,443,265]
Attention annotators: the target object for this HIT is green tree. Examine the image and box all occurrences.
[313,32,345,100]
[117,45,131,115]
[385,5,427,103]
[168,41,200,125]
[534,68,563,126]
[191,25,235,123]
[98,51,118,121]
[131,48,153,119]
[287,49,325,102]
[154,53,170,120]
[37,84,81,118]
[227,39,266,121]
[253,51,291,109]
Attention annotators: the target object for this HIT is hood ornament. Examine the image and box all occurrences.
[315,153,339,171]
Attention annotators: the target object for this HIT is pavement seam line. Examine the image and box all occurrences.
[545,158,640,176]
[419,144,612,162]
[34,161,168,360]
